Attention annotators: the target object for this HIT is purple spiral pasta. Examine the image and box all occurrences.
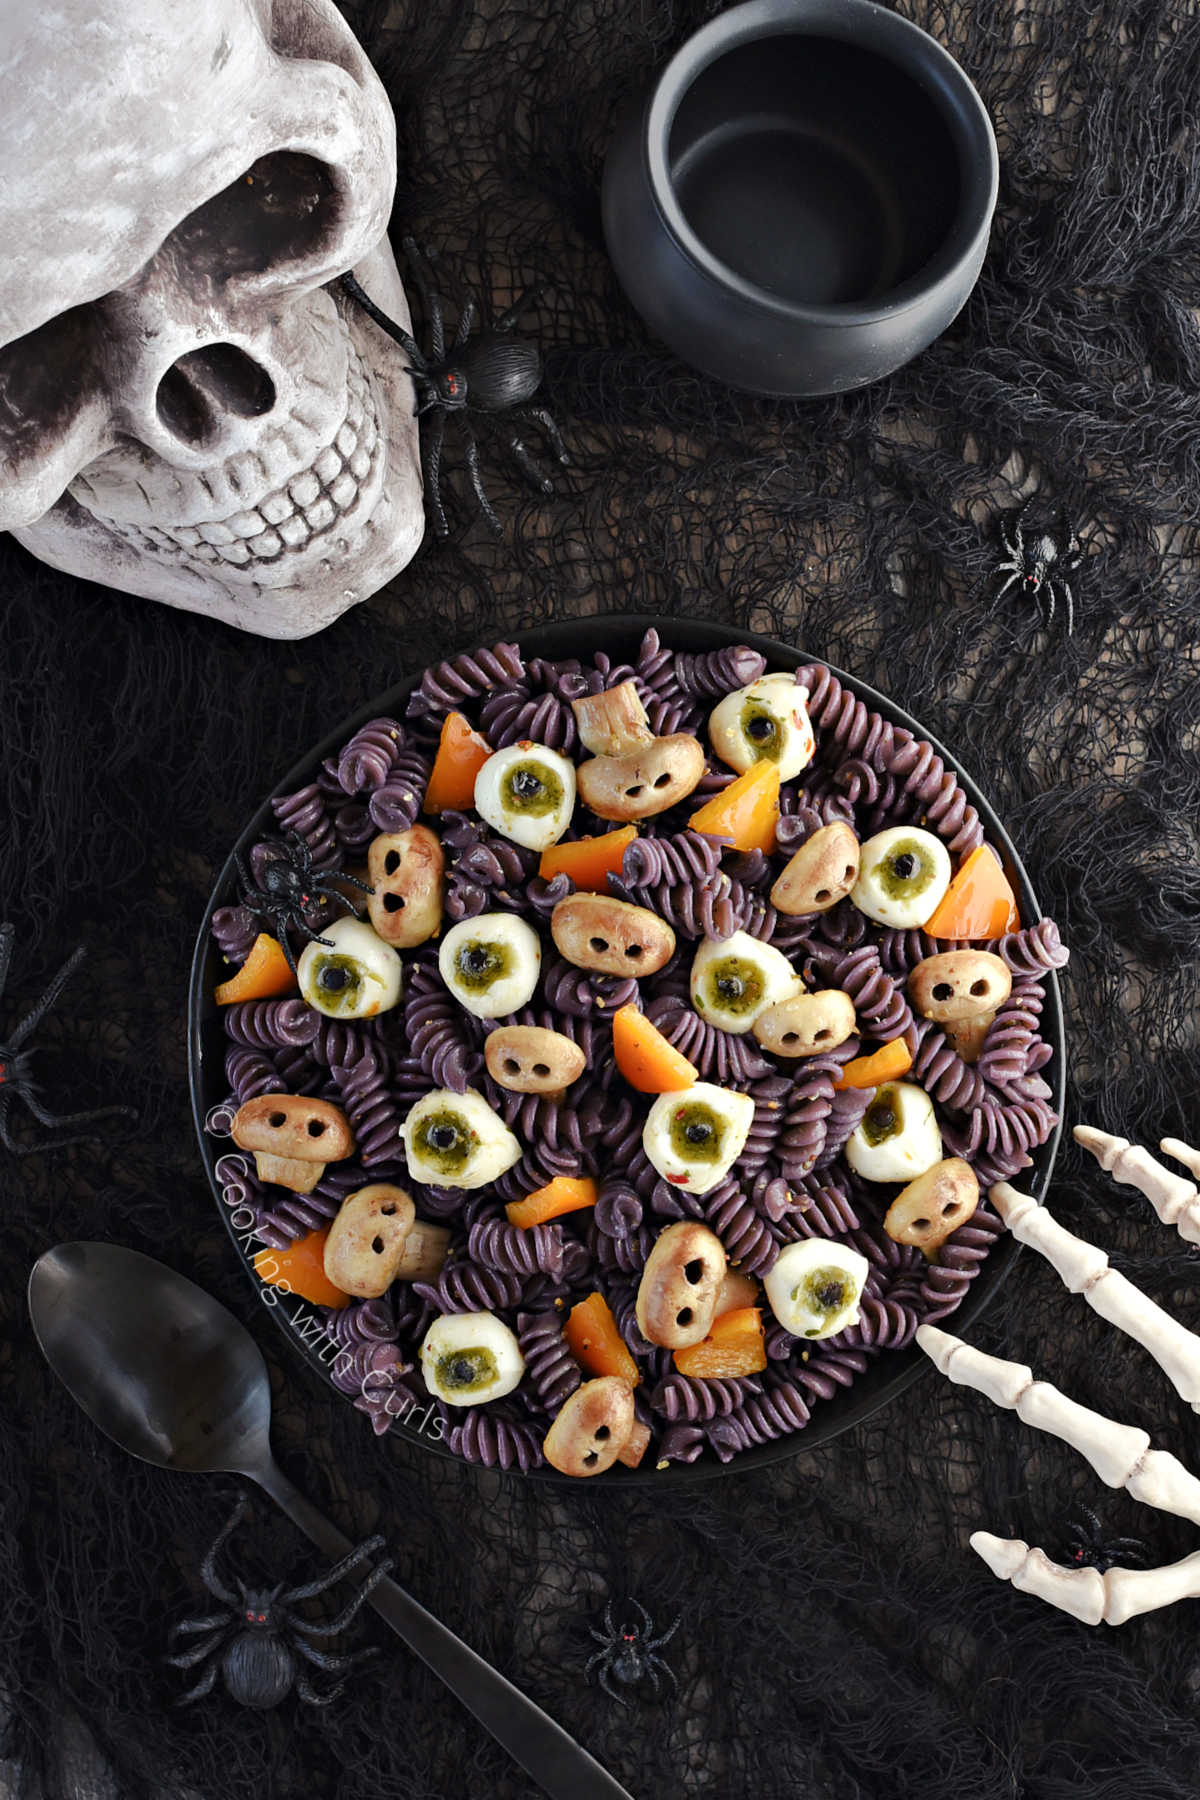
[224,998,320,1052]
[906,1017,987,1111]
[674,643,767,699]
[337,716,407,793]
[777,1064,836,1180]
[444,1406,544,1471]
[404,963,484,1093]
[332,1041,404,1167]
[877,728,985,858]
[540,952,638,1019]
[412,1259,527,1314]
[701,1178,779,1274]
[478,684,578,752]
[270,782,339,868]
[917,1203,1005,1323]
[977,977,1047,1090]
[465,1198,567,1280]
[827,945,914,1037]
[225,1044,285,1104]
[996,918,1070,974]
[410,641,525,723]
[620,830,725,889]
[652,1372,765,1421]
[211,904,260,964]
[643,995,773,1086]
[367,747,432,834]
[739,1075,792,1176]
[517,1311,583,1414]
[813,1085,874,1171]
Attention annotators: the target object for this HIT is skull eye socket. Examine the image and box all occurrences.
[168,151,341,284]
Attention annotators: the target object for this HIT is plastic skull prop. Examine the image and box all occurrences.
[0,0,424,638]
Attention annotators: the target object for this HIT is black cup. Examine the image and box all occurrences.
[602,0,998,396]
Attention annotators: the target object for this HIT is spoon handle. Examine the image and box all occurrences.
[255,1458,636,1800]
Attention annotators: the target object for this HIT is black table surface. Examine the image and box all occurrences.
[2,2,1199,1797]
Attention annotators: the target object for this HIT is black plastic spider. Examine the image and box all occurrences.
[342,237,570,538]
[0,922,135,1156]
[1056,1504,1150,1575]
[234,831,371,979]
[586,1598,680,1707]
[166,1494,394,1708]
[992,501,1083,634]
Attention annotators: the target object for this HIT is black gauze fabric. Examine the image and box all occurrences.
[2,0,1200,1795]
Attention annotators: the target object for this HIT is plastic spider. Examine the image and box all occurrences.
[342,237,570,538]
[0,922,134,1156]
[586,1598,680,1707]
[992,501,1082,634]
[1057,1504,1150,1576]
[234,831,371,979]
[166,1494,393,1708]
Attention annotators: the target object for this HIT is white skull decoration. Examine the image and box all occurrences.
[0,0,425,638]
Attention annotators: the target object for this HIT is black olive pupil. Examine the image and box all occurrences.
[430,1125,458,1150]
[512,771,542,797]
[870,1106,896,1133]
[892,854,917,880]
[816,1281,844,1310]
[451,1357,476,1384]
[464,948,490,974]
[319,966,348,990]
[716,974,744,1000]
[747,716,774,740]
[685,1121,712,1145]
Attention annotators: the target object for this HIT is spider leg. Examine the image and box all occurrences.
[295,1670,345,1706]
[452,298,477,354]
[311,870,373,900]
[173,1661,220,1705]
[603,1600,618,1640]
[596,1664,631,1709]
[21,1087,134,1134]
[280,1534,387,1604]
[168,1611,235,1638]
[626,1598,651,1636]
[644,1657,678,1700]
[6,945,88,1053]
[1041,583,1056,631]
[0,922,13,1005]
[424,409,450,539]
[164,1629,230,1668]
[340,273,427,373]
[198,1494,250,1607]
[990,569,1022,608]
[281,1557,393,1639]
[461,419,504,535]
[493,288,543,334]
[644,1615,681,1652]
[1061,578,1075,636]
[290,1637,375,1673]
[517,404,571,467]
[497,423,554,495]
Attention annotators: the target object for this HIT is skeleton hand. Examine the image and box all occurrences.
[916,1124,1200,1626]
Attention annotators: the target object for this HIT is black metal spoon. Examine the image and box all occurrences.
[28,1240,634,1800]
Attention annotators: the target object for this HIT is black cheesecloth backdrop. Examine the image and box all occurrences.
[2,1,1200,1795]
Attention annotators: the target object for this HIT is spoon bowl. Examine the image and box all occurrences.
[28,1241,632,1800]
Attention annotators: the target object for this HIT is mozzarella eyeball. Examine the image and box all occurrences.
[690,931,800,1033]
[709,672,815,781]
[439,913,541,1018]
[844,1080,943,1182]
[643,1080,755,1194]
[763,1240,870,1339]
[400,1088,522,1188]
[296,916,403,1019]
[420,1312,525,1406]
[851,827,951,928]
[473,743,576,850]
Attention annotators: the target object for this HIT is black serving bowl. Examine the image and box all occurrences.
[602,0,998,396]
[189,616,1063,1484]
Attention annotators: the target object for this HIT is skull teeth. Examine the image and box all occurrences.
[77,325,381,567]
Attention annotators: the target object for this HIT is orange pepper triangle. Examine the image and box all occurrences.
[923,844,1020,940]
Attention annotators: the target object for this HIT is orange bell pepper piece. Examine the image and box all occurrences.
[538,825,638,891]
[214,932,297,1004]
[672,1307,767,1379]
[923,843,1021,940]
[687,761,780,853]
[505,1176,598,1229]
[564,1292,641,1387]
[833,1038,913,1090]
[252,1228,350,1309]
[612,1004,699,1093]
[423,711,493,813]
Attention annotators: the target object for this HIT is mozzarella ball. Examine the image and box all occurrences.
[708,672,815,781]
[690,931,801,1033]
[296,916,403,1019]
[851,827,951,928]
[474,743,576,851]
[400,1088,522,1188]
[439,913,541,1018]
[763,1240,870,1339]
[844,1081,943,1182]
[420,1312,525,1406]
[642,1081,755,1194]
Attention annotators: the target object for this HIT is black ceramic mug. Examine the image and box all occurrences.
[602,0,998,396]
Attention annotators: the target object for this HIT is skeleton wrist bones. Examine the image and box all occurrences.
[917,1124,1200,1625]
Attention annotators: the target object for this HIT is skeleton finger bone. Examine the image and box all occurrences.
[916,1325,1200,1526]
[969,1533,1200,1627]
[991,1180,1200,1411]
[1073,1125,1200,1245]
